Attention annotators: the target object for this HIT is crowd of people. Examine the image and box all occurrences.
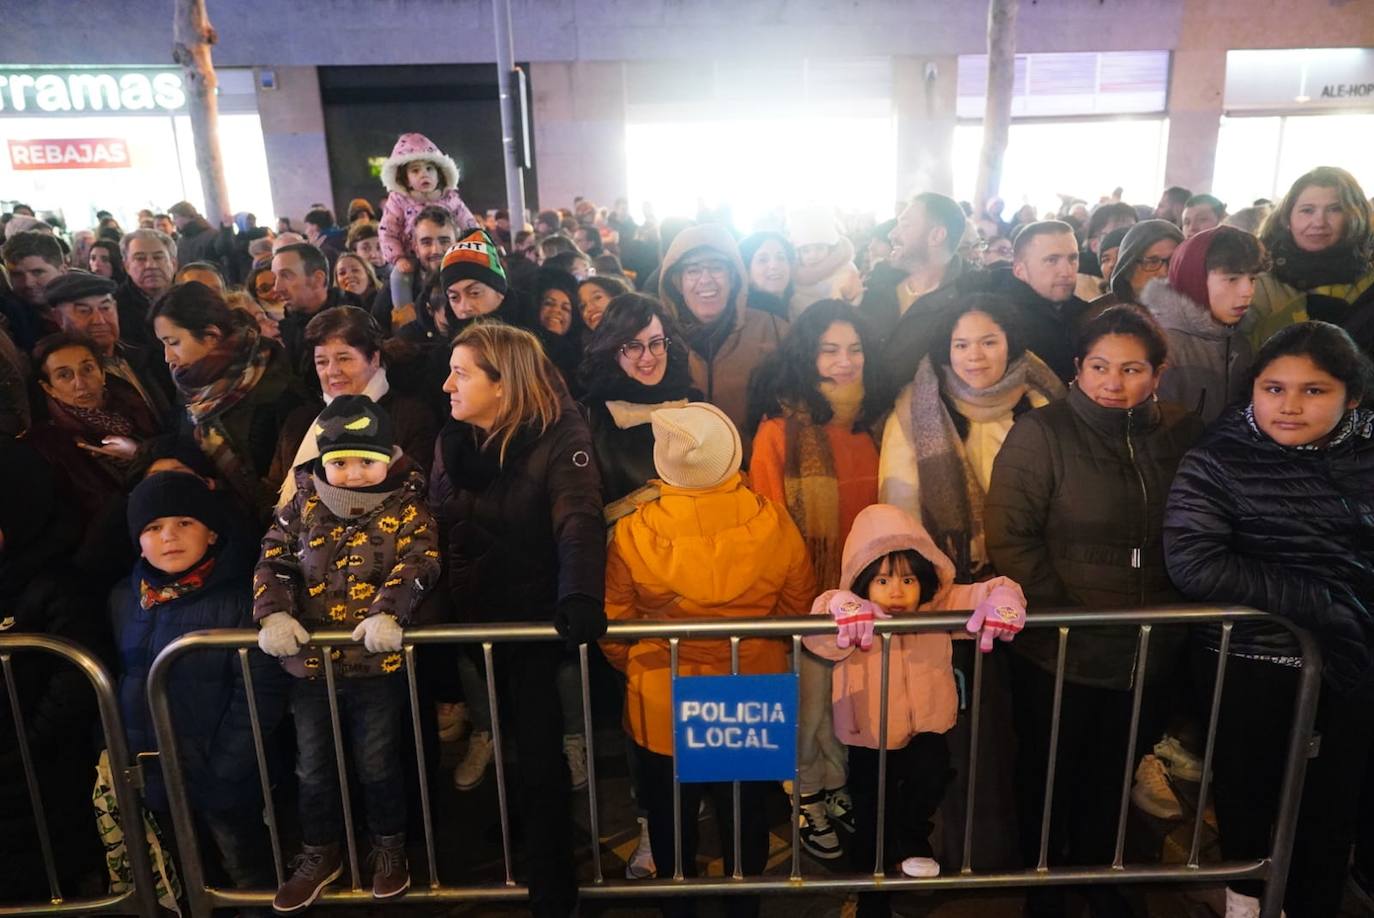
[1,141,1372,918]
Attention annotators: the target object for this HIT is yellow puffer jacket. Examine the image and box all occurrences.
[601,473,816,755]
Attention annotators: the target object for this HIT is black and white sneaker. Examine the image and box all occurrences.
[799,793,843,860]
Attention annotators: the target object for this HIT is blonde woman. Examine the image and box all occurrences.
[1249,166,1374,353]
[428,321,605,918]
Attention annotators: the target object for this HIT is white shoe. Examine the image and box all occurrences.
[899,856,940,878]
[453,730,493,791]
[563,733,589,791]
[1154,734,1204,782]
[1131,754,1183,819]
[436,702,470,743]
[625,816,655,879]
[1225,888,1259,918]
[798,794,843,860]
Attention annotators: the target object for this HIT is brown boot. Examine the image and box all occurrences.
[272,842,342,913]
[370,832,409,900]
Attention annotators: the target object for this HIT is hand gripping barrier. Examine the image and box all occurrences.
[144,604,1320,918]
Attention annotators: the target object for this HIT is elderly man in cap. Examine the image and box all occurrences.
[44,270,173,418]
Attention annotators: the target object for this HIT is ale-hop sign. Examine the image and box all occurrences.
[8,138,131,170]
[673,673,798,783]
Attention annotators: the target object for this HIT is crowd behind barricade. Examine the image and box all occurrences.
[1,136,1373,918]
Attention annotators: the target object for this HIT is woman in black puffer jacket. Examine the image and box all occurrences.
[1165,321,1374,918]
[986,306,1204,917]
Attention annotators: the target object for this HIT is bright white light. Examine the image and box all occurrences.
[953,118,1168,215]
[625,115,897,231]
[0,111,274,230]
[1214,113,1374,204]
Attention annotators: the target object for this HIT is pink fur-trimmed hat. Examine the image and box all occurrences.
[381,132,459,195]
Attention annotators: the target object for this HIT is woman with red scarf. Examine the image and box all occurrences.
[25,331,161,518]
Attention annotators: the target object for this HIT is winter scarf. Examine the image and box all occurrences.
[781,380,864,590]
[1269,236,1373,291]
[1244,403,1374,451]
[49,398,135,482]
[277,367,391,508]
[138,554,217,610]
[910,353,1063,577]
[173,324,272,502]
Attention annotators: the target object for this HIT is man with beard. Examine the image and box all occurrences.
[117,229,177,350]
[863,192,978,400]
[1,231,66,349]
[369,205,456,334]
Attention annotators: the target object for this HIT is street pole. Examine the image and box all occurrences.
[975,0,1018,218]
[492,0,527,226]
[173,0,231,225]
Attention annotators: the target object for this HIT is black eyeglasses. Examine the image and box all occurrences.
[1139,255,1172,271]
[619,336,670,359]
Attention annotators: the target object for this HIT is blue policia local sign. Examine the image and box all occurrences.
[672,673,798,783]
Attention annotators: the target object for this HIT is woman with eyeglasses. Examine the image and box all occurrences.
[578,293,700,507]
[1103,219,1185,307]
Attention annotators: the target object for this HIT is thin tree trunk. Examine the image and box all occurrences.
[173,0,230,225]
[975,0,1018,217]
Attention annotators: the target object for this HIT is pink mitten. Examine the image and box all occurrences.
[965,585,1026,652]
[827,590,890,651]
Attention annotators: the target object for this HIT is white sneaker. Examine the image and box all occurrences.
[824,786,855,834]
[563,733,589,791]
[899,856,940,878]
[436,702,470,743]
[1224,888,1285,918]
[1154,734,1204,782]
[453,730,493,791]
[1131,754,1183,819]
[798,794,843,860]
[625,816,655,879]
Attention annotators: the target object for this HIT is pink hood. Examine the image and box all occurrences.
[381,132,460,196]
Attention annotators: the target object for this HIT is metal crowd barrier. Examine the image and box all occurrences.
[138,604,1317,918]
[0,634,161,917]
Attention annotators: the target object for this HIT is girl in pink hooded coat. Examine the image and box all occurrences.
[378,132,480,324]
[804,504,1024,913]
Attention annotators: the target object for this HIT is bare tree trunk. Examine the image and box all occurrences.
[975,0,1018,217]
[173,0,230,225]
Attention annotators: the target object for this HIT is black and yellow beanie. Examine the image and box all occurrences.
[314,395,395,465]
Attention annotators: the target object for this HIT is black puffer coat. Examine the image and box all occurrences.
[429,395,606,622]
[986,386,1205,689]
[1164,407,1374,692]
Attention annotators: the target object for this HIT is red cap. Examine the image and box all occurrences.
[1166,226,1222,309]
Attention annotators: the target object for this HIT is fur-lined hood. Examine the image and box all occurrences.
[1140,277,1238,341]
[381,133,460,196]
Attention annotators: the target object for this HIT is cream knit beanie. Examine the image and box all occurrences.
[650,402,742,490]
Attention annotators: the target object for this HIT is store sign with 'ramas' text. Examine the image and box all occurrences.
[0,68,186,115]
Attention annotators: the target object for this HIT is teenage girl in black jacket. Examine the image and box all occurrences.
[1165,321,1374,918]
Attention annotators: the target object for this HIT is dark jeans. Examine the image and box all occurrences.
[1191,645,1374,917]
[495,643,577,917]
[291,676,407,843]
[202,805,276,889]
[631,741,769,918]
[847,735,950,918]
[1009,653,1160,918]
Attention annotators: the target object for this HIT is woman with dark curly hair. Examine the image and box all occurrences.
[579,292,698,507]
[743,298,885,861]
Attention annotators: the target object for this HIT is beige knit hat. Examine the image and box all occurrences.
[650,402,742,490]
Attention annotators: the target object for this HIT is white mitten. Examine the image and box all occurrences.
[351,614,403,653]
[258,612,310,658]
